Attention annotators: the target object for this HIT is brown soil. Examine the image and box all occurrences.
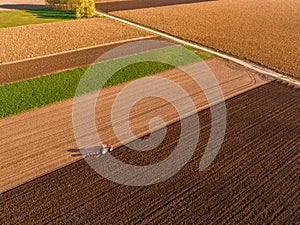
[0,18,151,63]
[95,0,216,12]
[0,82,299,224]
[0,36,159,85]
[105,0,300,78]
[0,57,269,193]
[0,0,45,10]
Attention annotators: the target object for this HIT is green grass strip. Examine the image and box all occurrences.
[0,45,208,119]
[182,45,214,61]
[0,8,75,28]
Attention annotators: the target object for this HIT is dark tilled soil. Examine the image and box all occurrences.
[0,36,161,85]
[0,82,299,224]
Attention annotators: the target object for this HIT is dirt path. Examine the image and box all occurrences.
[1,82,299,224]
[0,58,269,193]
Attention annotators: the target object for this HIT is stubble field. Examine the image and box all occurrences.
[101,0,300,78]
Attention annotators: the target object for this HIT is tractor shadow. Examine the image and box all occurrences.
[68,146,104,157]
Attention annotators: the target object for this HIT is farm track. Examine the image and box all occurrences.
[0,82,299,224]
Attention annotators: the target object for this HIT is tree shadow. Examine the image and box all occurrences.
[0,4,47,10]
[0,6,75,20]
[96,0,217,12]
[27,8,75,19]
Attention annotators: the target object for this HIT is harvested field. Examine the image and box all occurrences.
[1,82,299,224]
[0,18,152,63]
[104,0,300,78]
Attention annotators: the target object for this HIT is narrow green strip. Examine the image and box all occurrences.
[0,46,209,119]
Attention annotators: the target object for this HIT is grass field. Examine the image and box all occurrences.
[109,0,300,78]
[0,45,207,118]
[0,8,75,28]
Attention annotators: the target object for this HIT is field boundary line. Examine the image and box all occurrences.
[0,35,156,66]
[95,11,300,87]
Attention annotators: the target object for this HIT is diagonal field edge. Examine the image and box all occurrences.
[95,11,300,87]
[0,35,156,66]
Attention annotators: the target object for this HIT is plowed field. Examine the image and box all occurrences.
[102,0,300,78]
[0,18,151,63]
[0,58,268,193]
[1,82,299,224]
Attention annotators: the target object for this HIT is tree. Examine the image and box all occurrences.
[45,0,95,18]
[73,0,95,19]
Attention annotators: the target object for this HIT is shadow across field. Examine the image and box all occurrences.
[0,4,46,10]
[96,0,217,12]
[0,7,75,19]
[26,8,75,19]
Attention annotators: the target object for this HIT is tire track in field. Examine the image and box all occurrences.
[0,82,299,224]
[0,59,268,193]
[0,82,296,220]
[89,83,300,224]
[126,97,298,219]
[137,108,299,224]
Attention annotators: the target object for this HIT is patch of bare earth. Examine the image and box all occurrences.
[108,0,300,78]
[0,82,299,224]
[0,58,269,193]
[0,18,152,63]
